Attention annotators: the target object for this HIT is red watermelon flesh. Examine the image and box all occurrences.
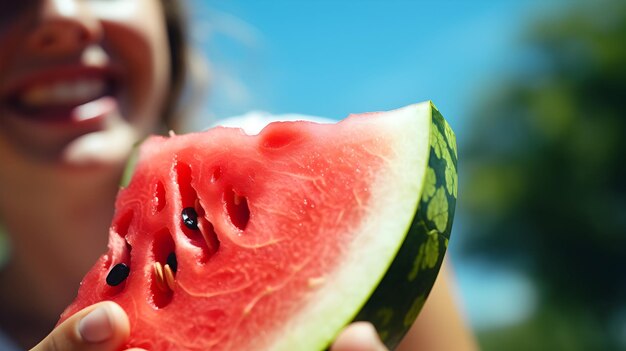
[59,102,457,350]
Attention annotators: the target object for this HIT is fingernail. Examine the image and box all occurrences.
[78,305,113,343]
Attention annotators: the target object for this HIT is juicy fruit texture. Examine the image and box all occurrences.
[59,102,458,350]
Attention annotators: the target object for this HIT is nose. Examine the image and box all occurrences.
[26,0,102,56]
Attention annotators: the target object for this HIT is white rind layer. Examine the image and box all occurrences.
[264,102,433,350]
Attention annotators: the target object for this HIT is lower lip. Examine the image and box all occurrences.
[7,96,117,126]
[72,96,116,123]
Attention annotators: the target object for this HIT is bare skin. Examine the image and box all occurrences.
[30,301,142,351]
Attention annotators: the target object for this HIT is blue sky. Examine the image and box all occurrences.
[187,0,566,330]
[189,1,563,131]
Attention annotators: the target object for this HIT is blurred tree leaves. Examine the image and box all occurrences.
[462,0,626,349]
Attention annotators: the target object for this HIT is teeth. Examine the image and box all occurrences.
[20,79,106,107]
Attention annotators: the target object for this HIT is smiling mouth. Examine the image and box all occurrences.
[3,74,119,123]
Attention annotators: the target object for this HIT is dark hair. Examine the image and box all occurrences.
[160,0,188,131]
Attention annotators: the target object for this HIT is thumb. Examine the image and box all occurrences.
[31,301,130,351]
[331,322,389,351]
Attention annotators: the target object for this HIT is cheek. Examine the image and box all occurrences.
[0,16,28,91]
[100,2,171,128]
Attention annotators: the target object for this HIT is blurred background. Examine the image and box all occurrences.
[188,0,626,349]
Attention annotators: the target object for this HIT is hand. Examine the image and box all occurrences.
[331,322,389,351]
[31,303,386,351]
[31,301,144,351]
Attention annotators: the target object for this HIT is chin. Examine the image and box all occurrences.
[60,124,138,168]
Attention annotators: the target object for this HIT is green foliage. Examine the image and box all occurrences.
[478,306,617,351]
[463,0,626,348]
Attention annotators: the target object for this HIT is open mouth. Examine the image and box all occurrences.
[1,68,119,123]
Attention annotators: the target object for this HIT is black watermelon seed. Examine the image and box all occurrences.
[181,207,199,230]
[167,252,178,273]
[106,263,130,286]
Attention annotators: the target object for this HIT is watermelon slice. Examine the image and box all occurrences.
[59,101,458,350]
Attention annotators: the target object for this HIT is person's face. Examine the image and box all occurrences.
[0,0,171,166]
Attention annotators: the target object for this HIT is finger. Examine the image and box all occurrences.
[31,301,130,351]
[331,322,389,351]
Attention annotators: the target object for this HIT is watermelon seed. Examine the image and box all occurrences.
[153,262,163,283]
[181,207,199,230]
[167,252,178,273]
[163,264,176,291]
[106,263,130,286]
[153,261,176,292]
[153,261,169,292]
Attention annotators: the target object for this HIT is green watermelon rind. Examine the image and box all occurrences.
[120,139,143,188]
[350,102,457,349]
